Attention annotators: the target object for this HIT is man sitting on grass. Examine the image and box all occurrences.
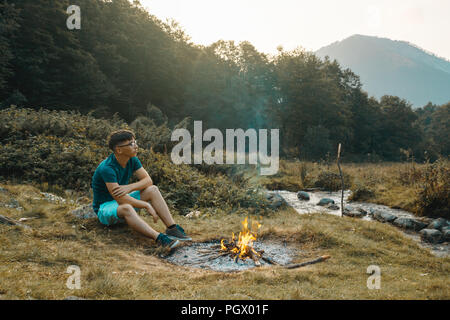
[91,129,191,249]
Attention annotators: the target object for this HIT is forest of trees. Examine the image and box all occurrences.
[0,0,448,162]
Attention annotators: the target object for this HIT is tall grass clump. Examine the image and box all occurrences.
[415,157,450,219]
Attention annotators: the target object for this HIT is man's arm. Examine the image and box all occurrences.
[110,167,152,198]
[106,181,159,223]
[106,182,149,208]
[127,167,153,192]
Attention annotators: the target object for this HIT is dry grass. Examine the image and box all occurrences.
[0,183,449,300]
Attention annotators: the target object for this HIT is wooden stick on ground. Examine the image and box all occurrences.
[285,255,331,269]
[260,255,279,265]
[0,214,31,230]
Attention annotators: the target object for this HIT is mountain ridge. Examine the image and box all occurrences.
[315,34,450,107]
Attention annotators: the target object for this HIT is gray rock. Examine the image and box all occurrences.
[8,199,20,208]
[343,207,367,218]
[266,193,286,210]
[317,198,335,206]
[297,191,310,201]
[357,207,368,215]
[40,192,66,203]
[443,229,450,242]
[393,217,428,231]
[419,229,443,244]
[427,218,450,231]
[70,204,97,219]
[372,210,397,223]
[326,204,340,210]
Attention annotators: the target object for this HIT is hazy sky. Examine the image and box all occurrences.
[139,0,450,60]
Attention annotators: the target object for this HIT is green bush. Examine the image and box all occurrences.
[0,106,128,143]
[0,135,107,190]
[348,183,375,202]
[0,106,273,214]
[138,150,271,214]
[313,171,352,191]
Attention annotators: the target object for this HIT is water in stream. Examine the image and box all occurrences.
[269,190,449,258]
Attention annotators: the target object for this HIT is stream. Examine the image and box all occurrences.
[269,190,449,258]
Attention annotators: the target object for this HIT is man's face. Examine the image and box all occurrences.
[116,139,138,157]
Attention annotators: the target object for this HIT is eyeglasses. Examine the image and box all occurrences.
[117,140,138,148]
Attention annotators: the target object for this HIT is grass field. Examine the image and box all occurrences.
[0,183,448,300]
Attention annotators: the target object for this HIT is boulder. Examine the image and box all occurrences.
[70,204,97,219]
[371,210,397,223]
[297,191,310,201]
[317,198,334,206]
[326,204,340,210]
[443,229,450,242]
[266,193,286,210]
[427,218,450,231]
[343,207,367,218]
[393,217,428,231]
[419,229,443,244]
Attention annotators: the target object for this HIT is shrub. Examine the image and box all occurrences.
[0,106,273,215]
[348,183,375,202]
[415,158,450,219]
[137,150,272,214]
[313,171,352,191]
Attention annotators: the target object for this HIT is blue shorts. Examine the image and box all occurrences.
[97,190,141,226]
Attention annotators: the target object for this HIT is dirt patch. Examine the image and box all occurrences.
[164,240,296,272]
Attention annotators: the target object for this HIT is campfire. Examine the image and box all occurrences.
[218,217,276,266]
[177,216,331,271]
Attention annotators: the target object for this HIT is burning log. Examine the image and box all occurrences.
[219,217,266,266]
[248,249,261,266]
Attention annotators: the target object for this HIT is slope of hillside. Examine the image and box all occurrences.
[315,34,450,107]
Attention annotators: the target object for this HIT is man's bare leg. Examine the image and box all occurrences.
[140,185,176,227]
[117,204,159,239]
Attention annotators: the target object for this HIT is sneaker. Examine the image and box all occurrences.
[165,224,192,241]
[156,233,180,249]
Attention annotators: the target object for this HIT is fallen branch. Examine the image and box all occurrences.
[260,255,279,265]
[0,214,31,230]
[285,255,331,269]
[207,252,230,261]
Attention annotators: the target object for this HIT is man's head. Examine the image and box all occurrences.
[107,129,138,156]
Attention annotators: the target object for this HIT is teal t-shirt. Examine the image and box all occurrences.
[91,153,143,213]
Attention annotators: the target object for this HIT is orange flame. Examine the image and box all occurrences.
[221,217,262,259]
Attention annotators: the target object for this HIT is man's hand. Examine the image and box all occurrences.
[111,185,133,198]
[145,203,159,223]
